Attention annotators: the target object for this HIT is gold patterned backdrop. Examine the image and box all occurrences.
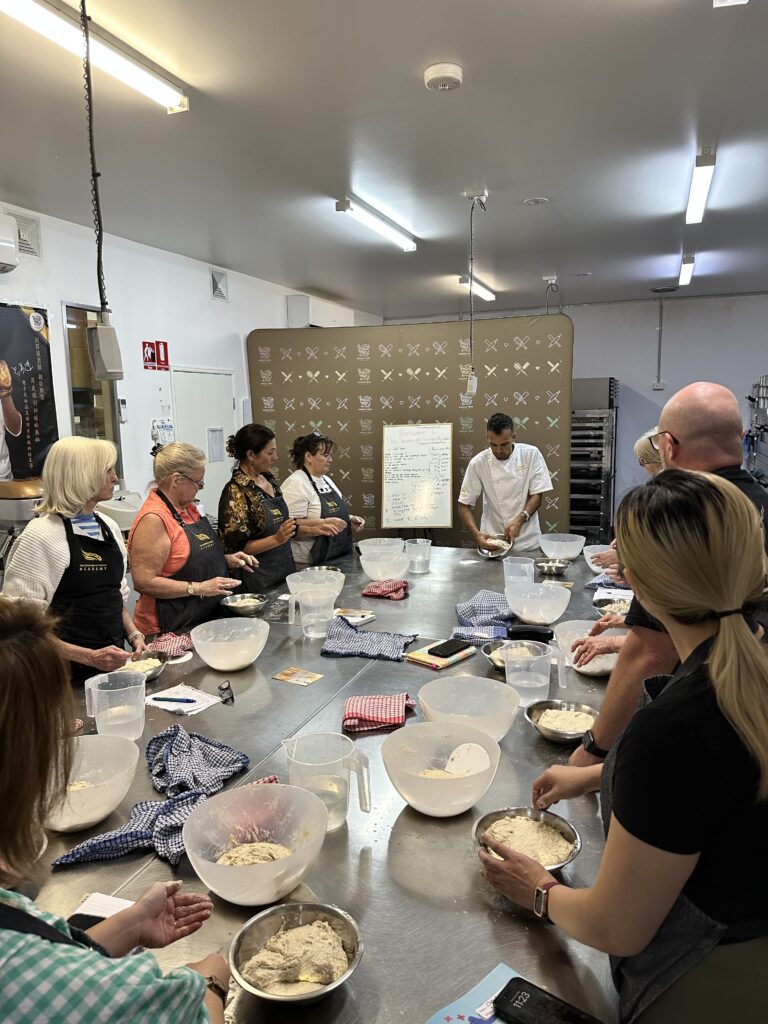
[246,315,573,548]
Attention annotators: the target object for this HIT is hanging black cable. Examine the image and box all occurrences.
[79,0,109,314]
[545,279,559,314]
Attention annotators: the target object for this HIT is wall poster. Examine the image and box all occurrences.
[0,303,59,479]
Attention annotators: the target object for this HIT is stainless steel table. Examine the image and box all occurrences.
[36,547,618,1023]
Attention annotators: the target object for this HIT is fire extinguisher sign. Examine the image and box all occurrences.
[142,340,170,371]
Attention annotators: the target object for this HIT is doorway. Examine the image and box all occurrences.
[171,367,236,521]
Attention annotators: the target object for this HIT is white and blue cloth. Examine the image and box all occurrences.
[584,572,632,591]
[456,590,515,628]
[70,513,103,541]
[450,624,508,645]
[146,725,250,797]
[321,615,418,662]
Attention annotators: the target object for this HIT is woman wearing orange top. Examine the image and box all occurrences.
[129,443,257,635]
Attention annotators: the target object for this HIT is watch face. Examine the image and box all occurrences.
[534,887,546,918]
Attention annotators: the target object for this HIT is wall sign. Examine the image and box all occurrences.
[142,339,170,371]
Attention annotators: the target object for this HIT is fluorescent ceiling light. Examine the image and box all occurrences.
[713,0,749,7]
[685,152,716,224]
[459,274,496,301]
[335,197,416,252]
[678,254,695,287]
[0,0,188,111]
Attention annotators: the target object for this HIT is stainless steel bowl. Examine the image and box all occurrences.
[524,699,599,744]
[474,806,582,872]
[535,558,570,577]
[480,639,510,672]
[477,535,511,559]
[229,901,363,1004]
[125,651,168,681]
[220,593,268,617]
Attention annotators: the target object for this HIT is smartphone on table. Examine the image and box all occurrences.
[494,978,603,1024]
[426,639,473,659]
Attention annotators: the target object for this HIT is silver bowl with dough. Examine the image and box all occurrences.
[525,699,600,744]
[229,901,363,1004]
[477,535,512,559]
[474,806,582,872]
[123,651,168,681]
[220,593,268,617]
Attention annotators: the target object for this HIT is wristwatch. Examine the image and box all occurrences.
[533,880,561,920]
[581,729,609,759]
[204,975,228,1005]
[187,582,196,597]
[520,510,531,523]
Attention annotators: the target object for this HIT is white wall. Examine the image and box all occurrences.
[0,206,292,493]
[389,295,768,508]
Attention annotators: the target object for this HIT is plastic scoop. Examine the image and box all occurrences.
[444,743,491,777]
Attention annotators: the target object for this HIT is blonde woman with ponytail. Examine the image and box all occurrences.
[480,469,768,1024]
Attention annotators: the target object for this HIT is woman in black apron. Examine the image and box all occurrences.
[1,436,147,682]
[281,432,365,566]
[478,470,768,1023]
[218,424,311,591]
[130,443,257,636]
[0,599,230,1024]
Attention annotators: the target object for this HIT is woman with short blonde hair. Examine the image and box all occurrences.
[130,442,257,635]
[2,436,146,679]
[633,428,662,476]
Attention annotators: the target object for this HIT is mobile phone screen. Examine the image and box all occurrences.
[493,978,603,1024]
[426,639,472,659]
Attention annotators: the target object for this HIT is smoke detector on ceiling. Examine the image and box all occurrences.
[424,63,463,91]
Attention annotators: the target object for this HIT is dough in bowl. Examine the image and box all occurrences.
[217,841,292,866]
[485,815,574,866]
[242,920,348,995]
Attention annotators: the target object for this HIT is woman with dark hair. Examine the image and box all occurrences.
[218,424,311,590]
[281,432,365,566]
[0,599,230,1023]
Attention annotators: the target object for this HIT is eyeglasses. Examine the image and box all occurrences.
[217,680,234,705]
[650,430,680,452]
[179,472,205,489]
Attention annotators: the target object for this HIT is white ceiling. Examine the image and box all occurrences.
[1,0,767,318]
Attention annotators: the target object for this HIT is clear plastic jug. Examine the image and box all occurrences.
[502,557,535,585]
[282,732,371,831]
[287,586,336,638]
[84,671,145,740]
[500,640,567,709]
[405,538,432,574]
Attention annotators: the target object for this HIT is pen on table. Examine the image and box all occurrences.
[153,696,197,704]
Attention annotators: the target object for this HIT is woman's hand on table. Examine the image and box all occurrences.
[592,549,619,568]
[478,835,554,910]
[225,552,259,573]
[197,577,241,598]
[350,515,365,533]
[532,764,602,809]
[131,881,213,949]
[87,645,132,671]
[588,613,626,636]
[571,634,623,666]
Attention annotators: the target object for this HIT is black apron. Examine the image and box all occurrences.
[49,514,125,684]
[304,469,353,564]
[233,478,295,591]
[153,491,230,634]
[0,901,110,957]
[601,658,728,1023]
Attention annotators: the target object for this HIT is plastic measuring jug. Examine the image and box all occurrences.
[405,538,432,574]
[502,557,535,585]
[282,732,371,831]
[500,640,567,709]
[287,586,337,638]
[84,671,145,740]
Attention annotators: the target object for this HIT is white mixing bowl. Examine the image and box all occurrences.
[46,735,139,832]
[504,582,572,624]
[191,619,270,671]
[418,675,520,742]
[539,533,586,560]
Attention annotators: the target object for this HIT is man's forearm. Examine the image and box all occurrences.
[458,502,479,539]
[590,626,678,750]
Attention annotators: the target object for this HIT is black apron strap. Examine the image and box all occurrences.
[0,902,110,956]
[302,469,353,565]
[232,477,295,590]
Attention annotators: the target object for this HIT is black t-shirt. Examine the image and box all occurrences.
[612,640,768,926]
[623,465,768,633]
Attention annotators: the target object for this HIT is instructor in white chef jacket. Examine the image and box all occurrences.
[458,412,552,552]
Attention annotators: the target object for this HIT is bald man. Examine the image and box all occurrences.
[571,382,767,768]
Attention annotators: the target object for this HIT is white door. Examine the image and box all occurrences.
[171,368,236,519]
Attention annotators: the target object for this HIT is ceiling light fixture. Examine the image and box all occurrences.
[459,274,495,302]
[685,150,716,224]
[0,0,189,111]
[713,0,749,7]
[678,254,695,287]
[522,197,550,206]
[335,197,417,252]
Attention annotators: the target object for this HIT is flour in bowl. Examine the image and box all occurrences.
[538,709,595,733]
[217,841,292,866]
[124,658,162,674]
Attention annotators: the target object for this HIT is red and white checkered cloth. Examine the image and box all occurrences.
[342,692,416,733]
[148,632,194,658]
[254,774,280,785]
[361,579,409,601]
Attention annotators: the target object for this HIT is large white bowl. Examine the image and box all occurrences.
[539,533,586,560]
[359,552,410,581]
[46,735,139,832]
[357,537,404,550]
[381,722,499,817]
[505,582,572,624]
[191,619,270,671]
[583,544,613,573]
[553,619,626,677]
[183,783,328,906]
[286,568,344,598]
[418,675,520,742]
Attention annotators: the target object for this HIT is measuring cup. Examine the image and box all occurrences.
[503,557,535,585]
[287,586,337,638]
[406,538,432,573]
[84,671,146,740]
[500,640,567,709]
[282,732,371,831]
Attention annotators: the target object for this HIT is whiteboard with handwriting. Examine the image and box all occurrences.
[381,423,453,529]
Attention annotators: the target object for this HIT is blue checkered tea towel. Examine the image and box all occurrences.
[321,615,418,662]
[585,572,632,591]
[450,624,508,645]
[145,725,250,797]
[52,791,207,868]
[456,590,515,628]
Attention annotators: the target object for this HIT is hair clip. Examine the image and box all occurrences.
[150,443,165,457]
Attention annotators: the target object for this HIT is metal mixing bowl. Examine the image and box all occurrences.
[220,593,268,617]
[480,639,509,672]
[229,901,363,1004]
[525,699,599,744]
[535,558,570,577]
[125,650,168,681]
[477,535,511,559]
[474,806,582,872]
